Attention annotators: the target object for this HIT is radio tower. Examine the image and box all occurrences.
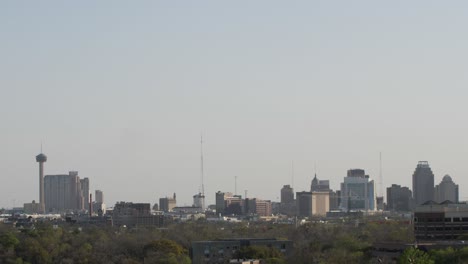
[376,152,384,211]
[200,135,205,197]
[193,135,206,210]
[379,152,383,197]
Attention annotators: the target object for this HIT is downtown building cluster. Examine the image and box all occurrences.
[23,152,105,215]
[21,152,461,224]
[6,152,468,243]
[210,161,460,220]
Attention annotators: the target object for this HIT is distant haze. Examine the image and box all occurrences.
[1,1,468,208]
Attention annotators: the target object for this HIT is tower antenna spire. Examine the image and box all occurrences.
[235,176,238,196]
[291,161,294,189]
[314,161,317,176]
[379,152,383,197]
[200,134,205,196]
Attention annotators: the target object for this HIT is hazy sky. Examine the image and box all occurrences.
[1,1,468,208]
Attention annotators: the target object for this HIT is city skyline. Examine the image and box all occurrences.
[2,1,468,208]
[4,151,465,209]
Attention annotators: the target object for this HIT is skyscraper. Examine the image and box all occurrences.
[434,175,459,203]
[95,190,104,203]
[412,161,435,206]
[296,191,329,217]
[340,169,376,211]
[387,184,413,212]
[35,152,47,214]
[281,185,294,204]
[80,178,90,211]
[280,185,295,216]
[44,171,89,212]
[215,191,226,215]
[310,174,330,192]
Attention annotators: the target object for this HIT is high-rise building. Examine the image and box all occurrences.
[387,184,413,212]
[159,193,177,212]
[95,190,104,203]
[281,185,294,204]
[193,193,205,211]
[311,174,330,192]
[412,161,435,206]
[225,195,243,215]
[434,175,459,203]
[215,191,226,215]
[296,191,330,217]
[80,178,90,211]
[340,169,376,211]
[255,200,272,217]
[296,191,313,217]
[35,152,47,214]
[44,172,89,212]
[329,190,341,210]
[244,198,272,216]
[312,191,330,216]
[93,190,105,215]
[215,191,244,216]
[280,185,295,216]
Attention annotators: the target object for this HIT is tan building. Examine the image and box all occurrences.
[312,191,330,216]
[255,200,272,217]
[24,200,41,214]
[297,191,330,217]
[44,171,89,213]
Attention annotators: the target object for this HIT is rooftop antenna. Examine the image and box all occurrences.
[379,152,383,197]
[314,161,317,176]
[235,176,238,196]
[291,161,294,189]
[200,135,205,196]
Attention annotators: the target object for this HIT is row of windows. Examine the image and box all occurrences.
[415,226,468,231]
[415,217,468,223]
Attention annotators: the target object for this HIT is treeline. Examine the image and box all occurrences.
[0,217,455,264]
[399,246,468,264]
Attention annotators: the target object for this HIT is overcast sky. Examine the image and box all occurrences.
[1,1,468,208]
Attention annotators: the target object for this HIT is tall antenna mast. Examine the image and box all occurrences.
[235,176,238,196]
[291,161,294,189]
[200,135,205,196]
[379,152,383,197]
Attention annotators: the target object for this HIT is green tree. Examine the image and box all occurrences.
[0,232,20,250]
[143,239,190,264]
[398,247,434,264]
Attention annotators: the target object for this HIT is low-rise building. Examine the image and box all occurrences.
[414,201,468,240]
[112,202,163,227]
[191,238,292,264]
